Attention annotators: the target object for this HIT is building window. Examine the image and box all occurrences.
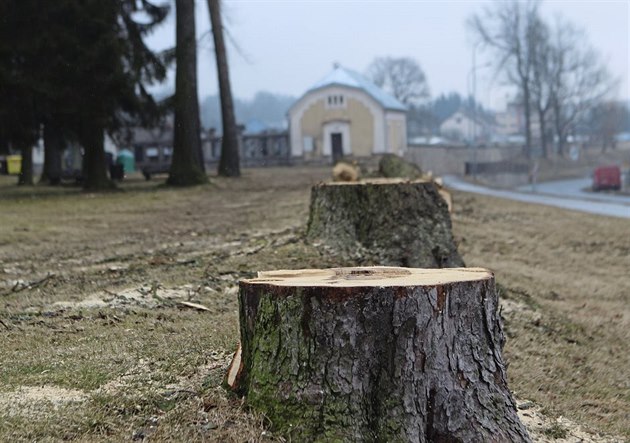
[146,147,159,163]
[326,94,346,109]
[163,147,173,162]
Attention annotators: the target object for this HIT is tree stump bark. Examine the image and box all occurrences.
[305,179,464,268]
[233,267,530,442]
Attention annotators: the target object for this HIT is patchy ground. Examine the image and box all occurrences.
[0,166,628,442]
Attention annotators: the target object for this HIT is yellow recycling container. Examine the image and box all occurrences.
[7,155,22,175]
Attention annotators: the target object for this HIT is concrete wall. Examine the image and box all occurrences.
[405,144,519,175]
[385,111,407,156]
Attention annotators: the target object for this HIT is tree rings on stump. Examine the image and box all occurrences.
[305,179,464,268]
[234,266,530,442]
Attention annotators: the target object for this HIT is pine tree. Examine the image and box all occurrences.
[0,0,42,185]
[208,0,240,177]
[0,0,170,190]
[167,0,207,186]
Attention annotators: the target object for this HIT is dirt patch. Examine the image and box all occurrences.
[0,386,87,418]
[516,399,625,443]
[50,285,217,310]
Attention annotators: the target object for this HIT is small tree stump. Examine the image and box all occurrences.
[378,153,423,179]
[306,179,464,268]
[233,267,530,442]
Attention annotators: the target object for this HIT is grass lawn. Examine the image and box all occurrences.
[0,167,628,441]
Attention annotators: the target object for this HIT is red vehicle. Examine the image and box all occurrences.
[592,165,621,191]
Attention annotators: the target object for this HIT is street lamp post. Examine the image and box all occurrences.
[472,45,478,179]
[468,43,491,180]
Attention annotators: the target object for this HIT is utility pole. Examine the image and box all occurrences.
[468,43,492,180]
[472,44,478,179]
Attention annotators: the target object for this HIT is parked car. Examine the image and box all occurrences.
[134,145,172,180]
[592,165,621,191]
[141,162,171,180]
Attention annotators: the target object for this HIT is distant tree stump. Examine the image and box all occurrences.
[378,153,423,179]
[231,267,530,442]
[306,179,464,267]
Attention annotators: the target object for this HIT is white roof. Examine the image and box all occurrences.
[304,65,407,112]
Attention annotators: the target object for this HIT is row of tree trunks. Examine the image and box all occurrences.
[14,123,110,189]
[233,267,530,442]
[8,0,240,189]
[12,123,65,187]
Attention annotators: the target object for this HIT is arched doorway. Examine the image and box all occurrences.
[322,121,351,163]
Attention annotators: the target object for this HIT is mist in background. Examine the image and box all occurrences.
[146,0,629,112]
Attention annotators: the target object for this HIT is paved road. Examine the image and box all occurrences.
[517,177,630,205]
[443,176,630,219]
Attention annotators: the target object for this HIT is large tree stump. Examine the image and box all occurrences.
[232,267,530,442]
[306,179,464,268]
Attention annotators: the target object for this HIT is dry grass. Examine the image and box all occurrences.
[0,166,628,441]
[452,192,630,439]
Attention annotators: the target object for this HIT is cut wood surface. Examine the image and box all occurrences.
[177,301,211,311]
[332,162,360,182]
[235,266,530,442]
[226,343,242,388]
[253,266,490,287]
[306,179,463,268]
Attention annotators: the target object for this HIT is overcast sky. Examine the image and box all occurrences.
[146,0,630,110]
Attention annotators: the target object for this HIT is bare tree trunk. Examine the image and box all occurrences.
[208,0,240,177]
[537,108,548,158]
[18,144,33,186]
[41,122,63,185]
[523,84,533,159]
[82,126,114,191]
[168,0,207,186]
[553,100,565,157]
[233,267,531,442]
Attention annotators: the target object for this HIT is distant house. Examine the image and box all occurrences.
[288,64,408,162]
[440,109,495,144]
[494,101,540,142]
[494,102,524,137]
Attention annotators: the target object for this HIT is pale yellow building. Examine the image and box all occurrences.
[288,65,408,162]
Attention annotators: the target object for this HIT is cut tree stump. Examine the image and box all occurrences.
[305,179,464,268]
[378,153,423,179]
[232,266,530,442]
